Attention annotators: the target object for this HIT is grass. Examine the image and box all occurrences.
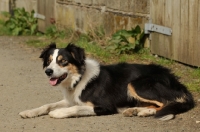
[26,39,47,48]
[191,68,200,78]
[186,68,200,92]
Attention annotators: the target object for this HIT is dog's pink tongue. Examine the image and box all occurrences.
[49,78,58,86]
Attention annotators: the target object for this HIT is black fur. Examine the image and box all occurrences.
[65,43,85,65]
[39,43,56,68]
[79,63,194,117]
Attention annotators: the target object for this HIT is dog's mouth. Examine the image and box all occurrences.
[49,73,68,86]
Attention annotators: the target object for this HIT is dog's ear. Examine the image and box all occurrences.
[39,43,56,68]
[65,43,85,65]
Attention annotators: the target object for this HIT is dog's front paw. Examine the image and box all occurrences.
[49,109,68,119]
[19,110,39,118]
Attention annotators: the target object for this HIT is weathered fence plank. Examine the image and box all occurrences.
[164,0,172,59]
[197,0,200,66]
[172,0,180,60]
[179,0,189,64]
[150,0,166,57]
[37,0,55,32]
[151,0,200,67]
[189,0,199,66]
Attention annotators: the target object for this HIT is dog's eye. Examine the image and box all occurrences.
[61,59,68,66]
[62,59,66,63]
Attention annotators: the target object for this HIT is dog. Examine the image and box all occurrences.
[19,43,195,120]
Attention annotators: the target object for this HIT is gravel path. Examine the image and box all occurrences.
[0,36,199,132]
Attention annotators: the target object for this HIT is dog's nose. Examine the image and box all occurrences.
[45,69,53,76]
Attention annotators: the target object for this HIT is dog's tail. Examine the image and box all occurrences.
[155,94,195,121]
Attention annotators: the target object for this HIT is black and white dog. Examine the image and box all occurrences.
[19,43,194,120]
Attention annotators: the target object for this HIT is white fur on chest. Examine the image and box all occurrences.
[61,58,100,106]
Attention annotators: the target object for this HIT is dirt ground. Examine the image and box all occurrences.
[0,36,199,132]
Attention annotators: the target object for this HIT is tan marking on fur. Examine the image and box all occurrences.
[147,105,163,111]
[57,55,63,61]
[49,55,53,61]
[67,64,79,74]
[48,55,53,64]
[85,102,94,107]
[61,63,80,89]
[136,102,163,111]
[127,83,164,108]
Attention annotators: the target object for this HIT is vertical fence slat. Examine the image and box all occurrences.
[178,0,189,64]
[189,0,198,64]
[150,0,166,57]
[197,0,200,66]
[45,0,54,27]
[37,0,55,32]
[164,0,172,58]
[37,0,46,32]
[150,0,158,54]
[189,0,198,66]
[172,0,181,60]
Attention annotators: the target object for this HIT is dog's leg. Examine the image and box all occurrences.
[49,105,96,119]
[137,108,156,117]
[19,99,68,118]
[122,107,156,117]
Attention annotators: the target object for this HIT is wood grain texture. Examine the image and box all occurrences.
[150,0,200,66]
[37,0,55,32]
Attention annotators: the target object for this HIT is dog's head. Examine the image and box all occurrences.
[39,43,86,88]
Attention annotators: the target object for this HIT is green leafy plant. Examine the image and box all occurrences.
[4,8,38,35]
[108,25,144,54]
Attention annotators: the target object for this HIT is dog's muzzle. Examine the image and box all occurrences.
[45,68,68,86]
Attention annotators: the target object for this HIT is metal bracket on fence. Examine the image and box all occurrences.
[145,23,172,36]
[34,13,45,20]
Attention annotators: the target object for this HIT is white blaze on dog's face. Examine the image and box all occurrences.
[39,43,86,88]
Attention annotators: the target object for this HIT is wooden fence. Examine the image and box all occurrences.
[37,0,149,36]
[150,0,200,67]
[37,0,54,32]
